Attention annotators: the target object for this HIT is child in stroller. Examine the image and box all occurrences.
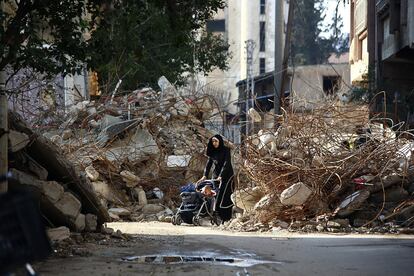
[172,179,222,226]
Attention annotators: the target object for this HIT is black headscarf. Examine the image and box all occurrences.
[206,134,225,157]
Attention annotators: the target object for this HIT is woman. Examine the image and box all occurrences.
[198,134,234,222]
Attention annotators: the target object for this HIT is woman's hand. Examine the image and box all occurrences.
[196,175,206,185]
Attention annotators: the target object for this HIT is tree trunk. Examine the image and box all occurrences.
[0,69,7,193]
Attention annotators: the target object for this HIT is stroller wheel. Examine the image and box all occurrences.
[175,215,183,225]
[171,215,176,225]
[192,216,200,226]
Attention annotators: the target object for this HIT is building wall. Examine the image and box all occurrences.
[350,0,369,84]
[203,0,287,115]
[290,64,351,111]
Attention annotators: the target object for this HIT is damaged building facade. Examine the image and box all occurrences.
[350,0,414,125]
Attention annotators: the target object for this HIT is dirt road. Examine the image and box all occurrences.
[35,222,414,276]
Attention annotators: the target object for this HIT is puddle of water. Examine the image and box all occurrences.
[121,254,281,267]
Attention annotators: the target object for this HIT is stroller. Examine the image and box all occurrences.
[172,179,221,226]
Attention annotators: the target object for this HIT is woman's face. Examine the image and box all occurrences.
[212,137,220,148]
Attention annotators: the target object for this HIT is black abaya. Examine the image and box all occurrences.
[204,137,234,221]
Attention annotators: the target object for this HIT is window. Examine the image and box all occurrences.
[206,19,225,33]
[260,58,266,74]
[260,0,266,14]
[259,21,265,52]
[323,76,341,95]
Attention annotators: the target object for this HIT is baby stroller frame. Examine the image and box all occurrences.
[172,179,222,226]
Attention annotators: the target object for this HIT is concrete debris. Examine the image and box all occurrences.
[236,103,414,232]
[280,182,313,206]
[85,214,98,232]
[55,192,82,220]
[75,213,86,232]
[85,165,100,181]
[108,207,131,218]
[47,226,71,242]
[8,130,30,152]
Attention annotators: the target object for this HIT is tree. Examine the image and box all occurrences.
[87,0,230,91]
[291,0,348,65]
[0,0,107,192]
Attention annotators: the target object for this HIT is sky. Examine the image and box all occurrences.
[322,0,350,37]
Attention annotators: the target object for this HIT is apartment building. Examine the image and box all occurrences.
[350,0,414,123]
[203,0,288,115]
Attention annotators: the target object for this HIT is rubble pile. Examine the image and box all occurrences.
[42,77,222,223]
[8,112,109,235]
[233,103,414,233]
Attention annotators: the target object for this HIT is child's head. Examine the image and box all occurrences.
[201,185,214,197]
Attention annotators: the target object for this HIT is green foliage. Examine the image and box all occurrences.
[87,0,230,90]
[0,0,107,77]
[291,0,349,65]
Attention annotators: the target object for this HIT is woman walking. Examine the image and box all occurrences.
[198,134,234,222]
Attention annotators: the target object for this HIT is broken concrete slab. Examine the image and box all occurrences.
[97,119,139,147]
[75,213,86,232]
[62,129,73,140]
[108,208,131,218]
[335,190,370,218]
[8,130,30,152]
[41,181,64,203]
[47,226,71,242]
[55,192,82,220]
[85,165,100,181]
[166,155,191,168]
[142,204,165,214]
[280,182,313,206]
[85,214,98,232]
[120,170,140,187]
[231,187,264,212]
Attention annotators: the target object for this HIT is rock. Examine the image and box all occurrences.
[41,181,64,203]
[111,230,125,239]
[142,204,165,214]
[254,195,283,212]
[85,165,100,181]
[8,130,30,152]
[370,187,409,203]
[100,114,123,130]
[270,219,289,229]
[102,227,114,235]
[85,214,98,232]
[109,212,120,221]
[248,108,262,123]
[280,182,313,206]
[75,213,86,232]
[97,119,138,147]
[26,155,48,180]
[48,226,70,242]
[130,127,160,157]
[335,190,370,218]
[120,170,140,187]
[166,155,191,167]
[50,134,62,144]
[316,224,325,232]
[231,187,264,212]
[331,219,350,228]
[134,187,147,206]
[108,207,131,217]
[327,221,341,228]
[62,129,73,140]
[10,168,42,188]
[91,181,123,204]
[55,192,82,220]
[87,107,97,116]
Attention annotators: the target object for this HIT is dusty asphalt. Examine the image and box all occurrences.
[34,222,414,276]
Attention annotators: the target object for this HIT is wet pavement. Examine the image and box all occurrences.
[35,222,414,276]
